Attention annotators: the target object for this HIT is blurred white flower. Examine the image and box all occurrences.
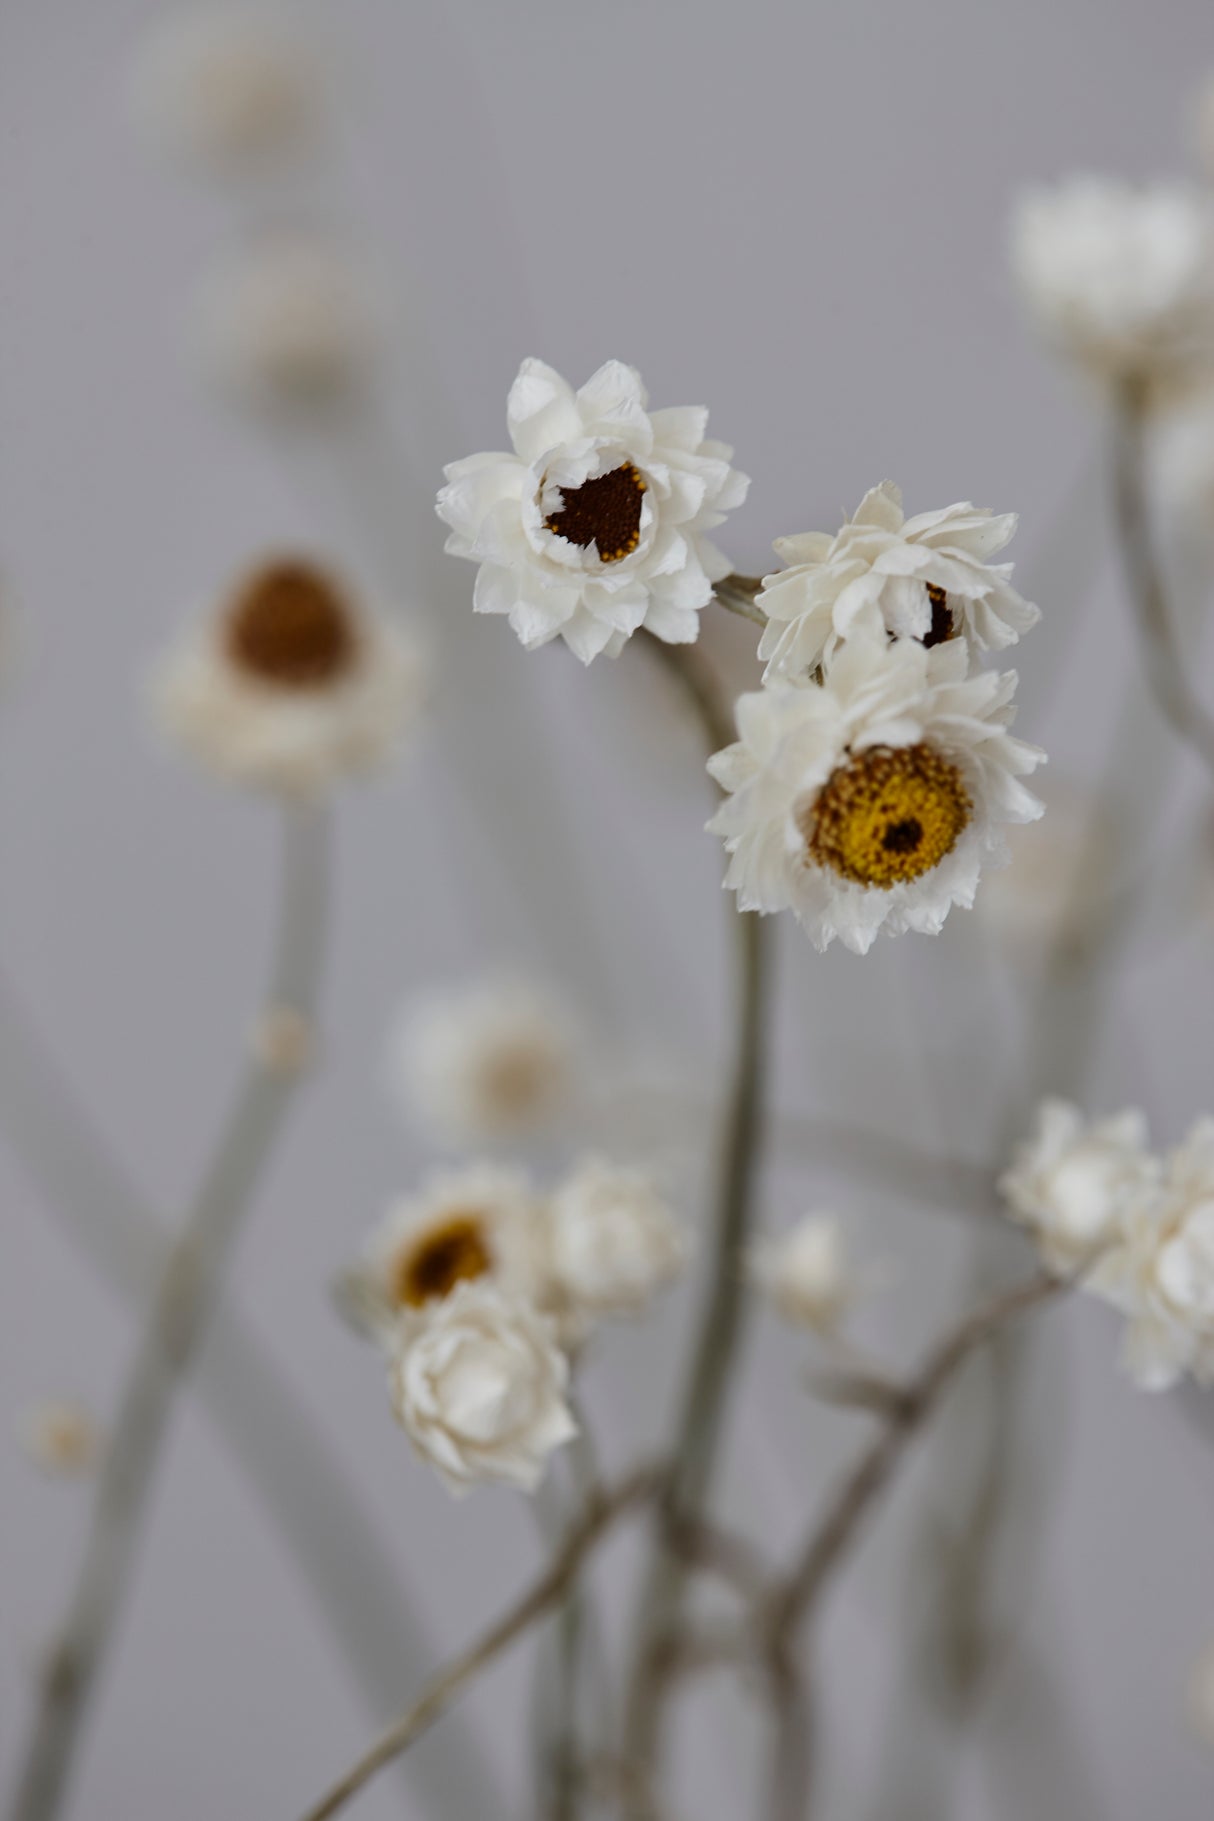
[389,977,574,1146]
[132,9,320,174]
[202,240,379,410]
[748,1215,859,1334]
[757,483,1039,684]
[707,631,1044,955]
[342,1165,545,1345]
[436,357,748,664]
[1000,1100,1157,1276]
[19,1401,99,1477]
[1186,1638,1214,1746]
[388,1281,576,1496]
[544,1157,690,1331]
[1092,1118,1214,1390]
[1011,177,1214,377]
[979,778,1115,950]
[152,556,424,795]
[1151,384,1214,534]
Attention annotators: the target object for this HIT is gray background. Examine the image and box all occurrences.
[3,1,1214,1817]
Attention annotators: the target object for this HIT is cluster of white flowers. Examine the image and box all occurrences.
[152,555,425,795]
[441,364,1047,956]
[1002,1101,1214,1391]
[341,1156,689,1495]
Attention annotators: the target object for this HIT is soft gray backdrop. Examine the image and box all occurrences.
[4,2,1214,1817]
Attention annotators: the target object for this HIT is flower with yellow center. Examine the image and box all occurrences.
[707,630,1044,954]
[151,555,425,795]
[339,1165,546,1348]
[436,357,748,663]
[756,482,1040,685]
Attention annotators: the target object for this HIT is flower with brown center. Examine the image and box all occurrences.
[393,1213,494,1310]
[804,742,972,889]
[223,560,359,690]
[707,630,1044,954]
[152,554,425,795]
[544,462,647,564]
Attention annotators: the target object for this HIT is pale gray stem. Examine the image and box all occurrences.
[7,804,330,1821]
[0,962,499,1821]
[299,1470,662,1821]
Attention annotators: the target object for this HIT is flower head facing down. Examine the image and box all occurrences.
[342,1165,545,1346]
[436,358,748,663]
[757,483,1039,684]
[748,1216,858,1334]
[1092,1118,1214,1390]
[1010,178,1214,378]
[707,631,1044,954]
[388,976,575,1147]
[388,1281,576,1496]
[543,1158,690,1332]
[999,1100,1158,1276]
[152,556,425,795]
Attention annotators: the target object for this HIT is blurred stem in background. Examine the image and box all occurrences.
[6,804,331,1821]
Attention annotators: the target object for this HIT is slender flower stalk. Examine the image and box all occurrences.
[7,804,331,1821]
[622,636,773,1792]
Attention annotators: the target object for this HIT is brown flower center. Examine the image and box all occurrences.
[921,583,955,649]
[802,742,972,889]
[545,462,646,563]
[394,1214,493,1309]
[224,560,359,690]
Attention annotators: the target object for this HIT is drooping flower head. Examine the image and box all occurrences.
[542,1157,690,1335]
[1092,1118,1214,1390]
[1010,178,1214,378]
[388,1281,576,1496]
[387,976,575,1147]
[757,483,1039,684]
[341,1165,545,1346]
[436,358,748,664]
[999,1100,1158,1276]
[707,631,1044,954]
[152,555,424,794]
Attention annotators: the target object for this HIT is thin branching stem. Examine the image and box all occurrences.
[299,1469,662,1821]
[7,803,331,1821]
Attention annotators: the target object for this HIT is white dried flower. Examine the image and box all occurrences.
[1092,1118,1214,1391]
[152,556,424,795]
[388,977,574,1146]
[1000,1100,1158,1276]
[132,10,319,174]
[1010,178,1214,377]
[342,1165,545,1347]
[19,1402,99,1477]
[388,1281,576,1496]
[979,778,1115,950]
[544,1158,690,1330]
[757,483,1039,684]
[436,358,748,664]
[748,1215,858,1334]
[707,630,1044,955]
[202,240,379,410]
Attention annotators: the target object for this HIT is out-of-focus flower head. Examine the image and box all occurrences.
[201,239,380,413]
[387,976,575,1147]
[757,483,1039,685]
[1000,1100,1158,1276]
[436,358,748,664]
[132,9,321,175]
[152,554,425,795]
[19,1401,100,1478]
[1011,177,1214,379]
[541,1157,690,1337]
[388,1281,576,1496]
[707,629,1044,955]
[748,1214,861,1335]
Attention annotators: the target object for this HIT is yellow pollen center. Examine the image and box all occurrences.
[803,742,972,889]
[395,1214,493,1309]
[544,462,646,563]
[224,559,359,690]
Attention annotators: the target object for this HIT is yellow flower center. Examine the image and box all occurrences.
[394,1214,493,1309]
[803,742,972,889]
[545,462,646,563]
[224,559,359,690]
